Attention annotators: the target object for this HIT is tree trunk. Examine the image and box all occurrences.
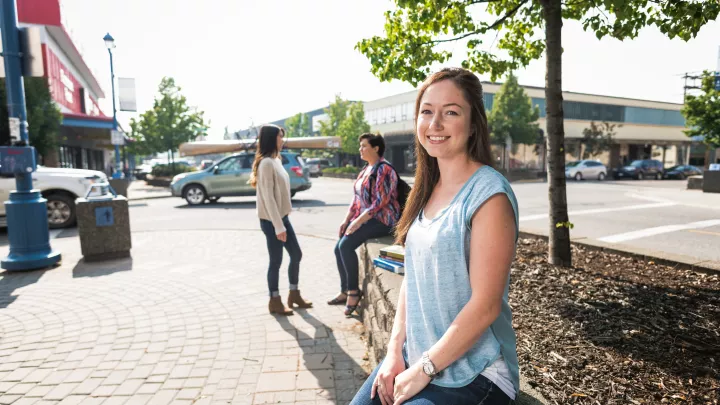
[541,0,572,266]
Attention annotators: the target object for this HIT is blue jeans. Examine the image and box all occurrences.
[350,361,514,405]
[260,216,302,297]
[335,218,392,292]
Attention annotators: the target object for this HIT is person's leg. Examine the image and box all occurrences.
[349,362,383,405]
[338,219,392,293]
[402,374,514,405]
[339,219,393,315]
[282,216,302,289]
[334,238,348,292]
[283,217,312,308]
[261,219,293,315]
[260,219,284,297]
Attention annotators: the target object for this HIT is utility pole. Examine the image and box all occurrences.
[0,0,61,270]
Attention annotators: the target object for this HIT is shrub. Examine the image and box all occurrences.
[323,166,360,175]
[151,164,196,178]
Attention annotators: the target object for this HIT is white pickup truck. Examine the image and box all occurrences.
[0,166,108,229]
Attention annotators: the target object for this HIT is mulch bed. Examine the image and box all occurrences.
[510,238,719,405]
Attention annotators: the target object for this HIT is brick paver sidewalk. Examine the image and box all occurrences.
[0,230,369,404]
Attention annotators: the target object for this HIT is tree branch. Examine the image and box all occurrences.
[427,0,529,45]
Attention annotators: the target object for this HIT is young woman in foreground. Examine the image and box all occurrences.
[351,67,520,405]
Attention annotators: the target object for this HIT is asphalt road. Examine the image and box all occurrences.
[514,178,720,263]
[1,176,719,264]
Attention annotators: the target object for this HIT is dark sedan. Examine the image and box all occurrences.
[662,165,703,180]
[612,159,664,180]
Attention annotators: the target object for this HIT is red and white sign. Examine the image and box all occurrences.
[43,45,104,117]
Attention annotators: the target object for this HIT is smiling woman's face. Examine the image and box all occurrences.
[416,79,472,160]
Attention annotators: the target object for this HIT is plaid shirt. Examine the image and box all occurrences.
[348,159,401,228]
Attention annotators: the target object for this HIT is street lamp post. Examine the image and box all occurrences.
[0,0,61,270]
[104,33,123,179]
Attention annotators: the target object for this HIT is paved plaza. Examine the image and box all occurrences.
[0,229,370,405]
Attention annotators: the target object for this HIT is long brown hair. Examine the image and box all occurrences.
[394,67,493,245]
[249,124,285,188]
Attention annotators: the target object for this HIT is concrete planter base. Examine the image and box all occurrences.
[702,171,720,193]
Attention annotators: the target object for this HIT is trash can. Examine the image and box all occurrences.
[76,183,131,262]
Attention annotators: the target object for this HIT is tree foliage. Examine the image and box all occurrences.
[337,102,371,154]
[682,71,720,148]
[284,112,312,138]
[580,121,619,159]
[318,95,351,139]
[356,0,719,267]
[487,73,539,146]
[128,77,207,164]
[356,0,719,86]
[0,78,62,161]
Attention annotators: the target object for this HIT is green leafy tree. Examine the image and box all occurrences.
[580,121,618,159]
[356,0,719,266]
[488,73,539,146]
[318,95,351,139]
[126,116,156,157]
[285,112,313,138]
[337,102,371,154]
[682,71,720,148]
[0,78,62,162]
[132,77,207,172]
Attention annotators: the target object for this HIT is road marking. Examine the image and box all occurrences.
[598,219,720,243]
[625,193,675,204]
[688,229,720,237]
[519,202,676,222]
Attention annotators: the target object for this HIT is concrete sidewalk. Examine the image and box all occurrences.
[127,181,173,201]
[0,229,369,404]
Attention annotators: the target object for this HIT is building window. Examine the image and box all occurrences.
[624,107,685,126]
[394,104,402,122]
[563,101,625,122]
[79,88,86,114]
[483,93,495,111]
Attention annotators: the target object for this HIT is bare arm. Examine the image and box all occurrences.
[426,193,516,372]
[387,278,407,357]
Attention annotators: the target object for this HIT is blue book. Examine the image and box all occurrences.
[373,257,405,275]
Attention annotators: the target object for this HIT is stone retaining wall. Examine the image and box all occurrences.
[357,237,547,405]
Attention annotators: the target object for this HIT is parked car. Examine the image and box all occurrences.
[612,159,664,180]
[0,166,109,229]
[304,158,335,177]
[662,165,703,180]
[199,160,215,170]
[170,152,311,205]
[565,160,607,181]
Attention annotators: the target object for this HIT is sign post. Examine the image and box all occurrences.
[0,0,61,270]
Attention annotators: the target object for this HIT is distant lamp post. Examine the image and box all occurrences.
[104,33,123,179]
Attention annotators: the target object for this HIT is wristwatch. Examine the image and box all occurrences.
[421,352,440,379]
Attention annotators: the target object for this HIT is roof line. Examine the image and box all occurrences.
[479,81,683,107]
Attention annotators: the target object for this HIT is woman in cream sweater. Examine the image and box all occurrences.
[250,124,312,315]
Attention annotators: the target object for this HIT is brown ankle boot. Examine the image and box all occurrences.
[288,290,313,309]
[269,296,293,315]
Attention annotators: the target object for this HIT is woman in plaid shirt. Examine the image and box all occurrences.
[330,133,401,316]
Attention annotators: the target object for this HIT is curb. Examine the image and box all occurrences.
[518,229,720,275]
[127,194,174,202]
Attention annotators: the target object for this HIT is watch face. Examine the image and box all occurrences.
[423,362,432,375]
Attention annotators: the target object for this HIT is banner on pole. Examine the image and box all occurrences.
[118,78,137,111]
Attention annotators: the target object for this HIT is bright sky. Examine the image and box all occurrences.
[61,0,720,141]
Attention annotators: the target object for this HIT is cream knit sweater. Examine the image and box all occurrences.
[256,157,292,235]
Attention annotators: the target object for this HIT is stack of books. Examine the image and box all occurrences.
[373,245,405,275]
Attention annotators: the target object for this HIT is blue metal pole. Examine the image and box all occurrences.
[109,48,122,179]
[0,0,61,271]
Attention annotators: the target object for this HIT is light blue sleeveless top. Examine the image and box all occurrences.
[403,165,520,393]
